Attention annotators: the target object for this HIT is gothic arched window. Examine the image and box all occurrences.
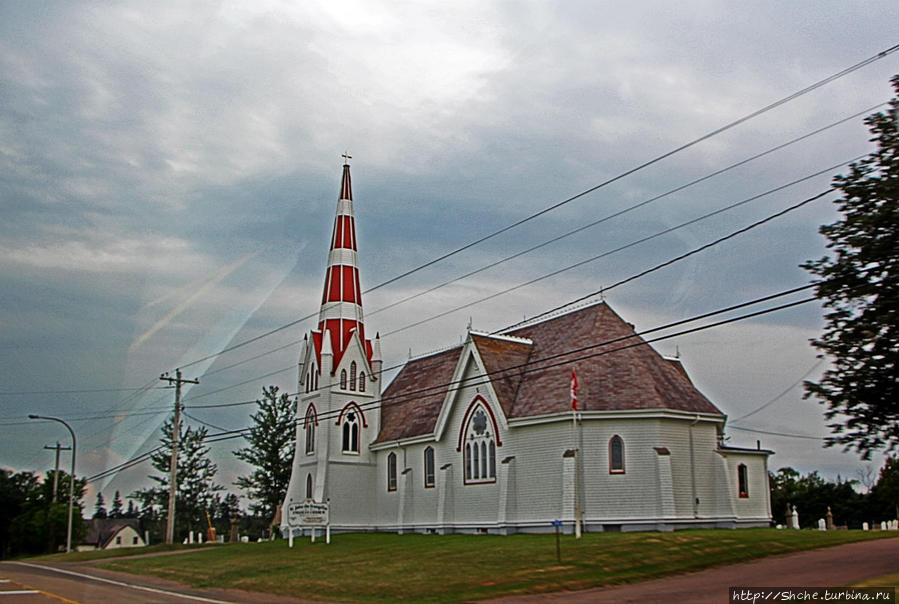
[349,361,357,391]
[342,410,360,453]
[463,404,496,484]
[304,406,316,455]
[387,452,397,491]
[305,473,313,500]
[359,371,366,392]
[609,435,625,474]
[738,463,749,498]
[340,369,347,390]
[424,446,435,488]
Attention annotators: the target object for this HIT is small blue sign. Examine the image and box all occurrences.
[551,520,563,527]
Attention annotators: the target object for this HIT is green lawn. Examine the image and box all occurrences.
[89,530,897,603]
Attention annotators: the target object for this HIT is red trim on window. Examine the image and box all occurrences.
[456,395,503,452]
[304,403,319,427]
[335,401,368,427]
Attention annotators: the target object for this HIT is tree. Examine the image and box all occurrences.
[110,490,124,518]
[93,492,107,519]
[132,415,223,542]
[233,385,295,521]
[870,457,899,521]
[802,75,899,458]
[1,469,86,557]
[768,467,865,528]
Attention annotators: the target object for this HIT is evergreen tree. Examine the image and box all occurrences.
[233,385,295,520]
[124,499,138,518]
[110,490,124,518]
[802,75,899,458]
[93,492,107,519]
[132,415,223,541]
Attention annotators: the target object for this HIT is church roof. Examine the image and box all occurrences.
[375,302,723,443]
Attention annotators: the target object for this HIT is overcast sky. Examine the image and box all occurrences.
[2,1,897,506]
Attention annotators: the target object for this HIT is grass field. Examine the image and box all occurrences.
[85,529,896,603]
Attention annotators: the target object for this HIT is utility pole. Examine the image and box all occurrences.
[44,441,72,503]
[160,369,199,545]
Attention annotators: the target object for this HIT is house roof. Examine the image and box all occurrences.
[83,518,141,549]
[375,302,723,444]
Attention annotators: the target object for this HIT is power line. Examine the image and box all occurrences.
[731,359,825,422]
[364,103,885,320]
[170,46,898,374]
[385,157,848,338]
[727,425,825,441]
[85,287,820,483]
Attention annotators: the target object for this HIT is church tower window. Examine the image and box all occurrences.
[424,446,435,488]
[463,405,496,484]
[387,452,397,491]
[305,473,313,500]
[738,463,749,498]
[304,406,316,455]
[359,371,366,392]
[342,411,360,453]
[340,369,347,390]
[350,361,357,391]
[609,435,625,473]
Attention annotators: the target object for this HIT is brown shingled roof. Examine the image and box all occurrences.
[374,302,723,443]
[374,346,461,443]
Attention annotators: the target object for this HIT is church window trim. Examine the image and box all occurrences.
[359,371,366,392]
[340,369,348,390]
[349,361,357,391]
[387,452,397,491]
[460,397,499,485]
[424,446,435,488]
[304,404,318,456]
[738,463,749,498]
[609,435,625,474]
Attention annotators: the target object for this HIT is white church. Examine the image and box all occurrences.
[281,161,773,535]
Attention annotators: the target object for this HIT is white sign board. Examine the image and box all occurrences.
[288,501,329,526]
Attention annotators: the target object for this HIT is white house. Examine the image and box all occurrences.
[78,518,147,551]
[281,162,772,535]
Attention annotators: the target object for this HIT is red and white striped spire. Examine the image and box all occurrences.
[317,155,371,367]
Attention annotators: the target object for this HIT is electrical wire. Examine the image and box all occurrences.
[170,46,898,374]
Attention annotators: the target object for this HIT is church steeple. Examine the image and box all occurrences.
[316,156,372,370]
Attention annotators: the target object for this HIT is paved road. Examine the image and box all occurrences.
[0,560,313,604]
[485,536,899,603]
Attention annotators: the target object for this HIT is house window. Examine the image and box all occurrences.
[304,406,316,455]
[342,411,360,453]
[609,435,625,473]
[116,535,121,545]
[133,536,139,545]
[463,405,496,484]
[306,473,313,499]
[350,361,357,391]
[387,452,397,491]
[424,446,435,488]
[340,369,347,390]
[359,371,366,392]
[738,463,749,498]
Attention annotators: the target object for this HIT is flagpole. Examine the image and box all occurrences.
[570,370,582,539]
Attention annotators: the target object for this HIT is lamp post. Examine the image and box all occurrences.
[29,414,76,553]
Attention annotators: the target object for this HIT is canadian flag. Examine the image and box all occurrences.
[570,369,578,411]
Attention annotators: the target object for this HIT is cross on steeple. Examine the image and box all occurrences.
[342,151,352,165]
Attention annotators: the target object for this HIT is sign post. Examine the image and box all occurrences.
[287,500,330,547]
[551,519,562,562]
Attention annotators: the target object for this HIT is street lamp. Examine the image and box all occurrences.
[29,414,76,553]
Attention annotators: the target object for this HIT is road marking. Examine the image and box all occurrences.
[11,563,233,603]
[0,590,40,595]
[0,576,80,604]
